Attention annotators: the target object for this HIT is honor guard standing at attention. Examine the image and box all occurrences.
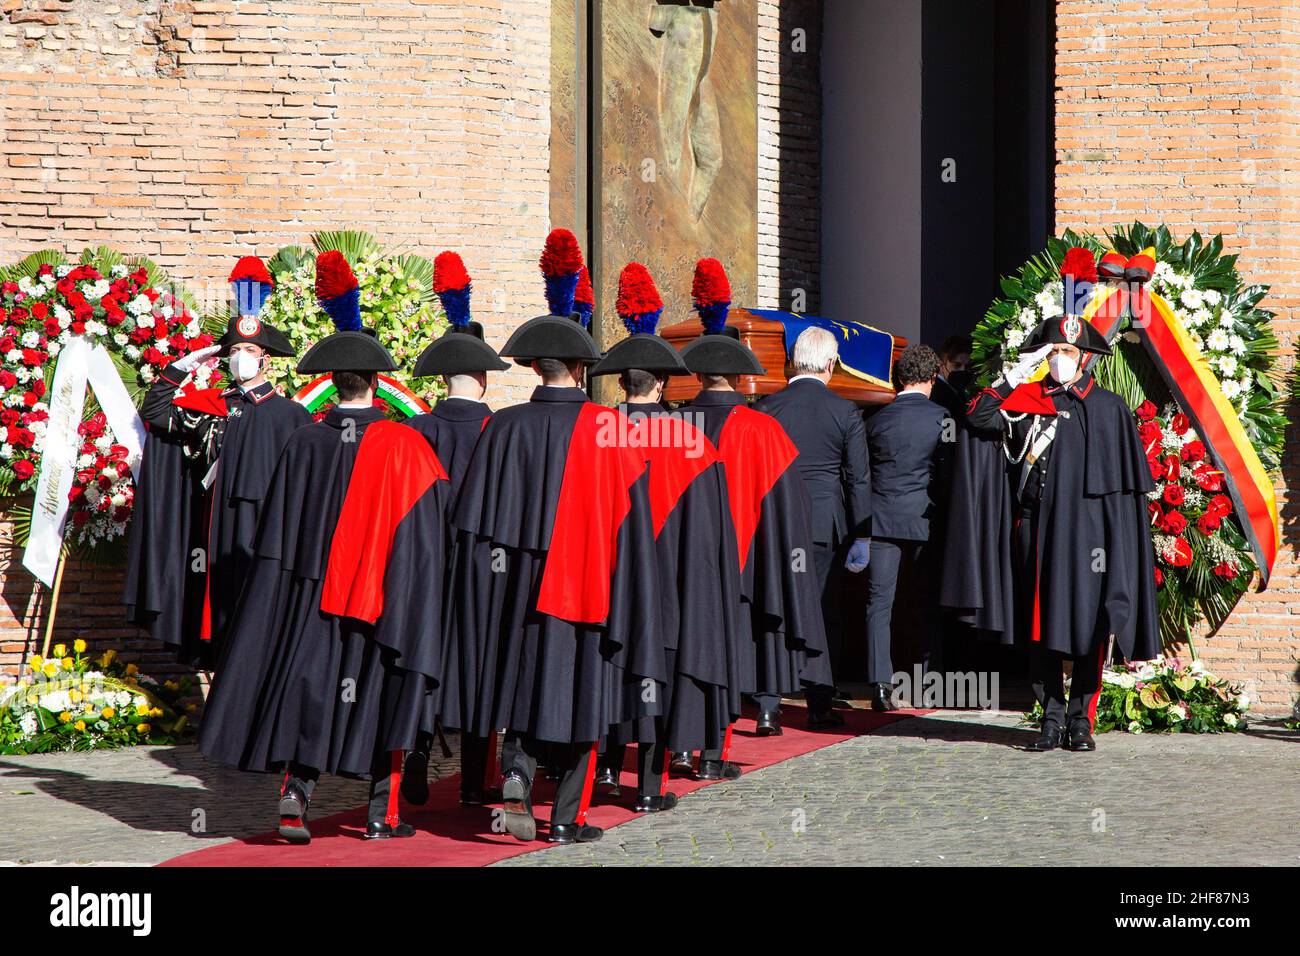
[677,259,836,770]
[445,229,665,844]
[199,251,452,842]
[401,250,510,808]
[123,256,308,670]
[588,263,743,810]
[943,247,1160,753]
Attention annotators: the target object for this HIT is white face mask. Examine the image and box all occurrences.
[1048,352,1079,385]
[229,351,262,384]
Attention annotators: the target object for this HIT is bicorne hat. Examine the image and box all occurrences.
[590,262,688,377]
[217,256,295,357]
[679,258,766,376]
[499,230,600,366]
[1023,315,1112,356]
[297,251,397,374]
[412,251,509,376]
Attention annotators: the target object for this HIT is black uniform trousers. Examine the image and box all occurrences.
[752,541,837,716]
[864,537,940,685]
[499,732,597,827]
[285,748,400,825]
[1030,642,1107,731]
[1013,505,1107,731]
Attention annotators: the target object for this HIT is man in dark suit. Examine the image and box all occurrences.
[930,333,972,423]
[863,344,949,710]
[755,326,871,731]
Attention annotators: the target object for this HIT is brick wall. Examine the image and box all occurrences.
[1055,0,1300,714]
[0,0,554,682]
[756,0,821,311]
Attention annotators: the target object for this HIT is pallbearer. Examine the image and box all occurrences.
[588,262,743,811]
[199,251,451,842]
[402,250,509,807]
[445,229,665,844]
[945,246,1160,752]
[124,256,308,669]
[676,259,835,777]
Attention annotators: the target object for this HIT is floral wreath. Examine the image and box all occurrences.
[256,230,447,411]
[1,249,220,553]
[972,223,1286,650]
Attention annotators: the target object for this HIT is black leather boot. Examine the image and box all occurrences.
[697,759,742,781]
[548,823,604,844]
[633,792,679,813]
[501,770,536,842]
[277,782,311,844]
[1028,722,1065,752]
[1067,721,1097,752]
[871,683,899,712]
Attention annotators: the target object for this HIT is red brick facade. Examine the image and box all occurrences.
[1055,0,1300,712]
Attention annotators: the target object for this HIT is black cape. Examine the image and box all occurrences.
[607,402,744,754]
[676,391,834,697]
[122,419,205,656]
[124,364,308,668]
[443,386,665,744]
[198,406,448,778]
[405,396,492,735]
[940,372,1161,661]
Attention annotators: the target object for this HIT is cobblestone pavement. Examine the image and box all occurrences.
[2,714,1297,866]
[500,713,1300,867]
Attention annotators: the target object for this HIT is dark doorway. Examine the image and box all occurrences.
[920,0,1055,349]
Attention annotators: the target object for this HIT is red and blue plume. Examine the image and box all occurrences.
[573,266,594,329]
[315,250,362,332]
[433,250,472,329]
[615,262,663,336]
[692,258,731,334]
[1059,246,1098,316]
[539,228,585,317]
[228,255,275,318]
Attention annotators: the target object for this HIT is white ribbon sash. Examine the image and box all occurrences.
[22,337,147,586]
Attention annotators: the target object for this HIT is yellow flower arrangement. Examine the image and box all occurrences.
[73,639,87,654]
[28,654,43,672]
[74,720,86,732]
[52,643,66,658]
[102,706,116,719]
[42,662,58,678]
[58,711,72,723]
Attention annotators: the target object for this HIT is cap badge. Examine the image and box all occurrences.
[237,315,261,338]
[1061,315,1082,345]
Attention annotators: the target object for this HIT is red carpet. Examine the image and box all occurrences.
[160,707,922,867]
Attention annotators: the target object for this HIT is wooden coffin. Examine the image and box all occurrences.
[659,308,906,405]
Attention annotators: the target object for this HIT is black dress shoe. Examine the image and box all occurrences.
[806,708,846,730]
[669,752,694,775]
[277,783,311,843]
[501,771,536,842]
[593,765,621,797]
[697,759,742,781]
[870,684,899,712]
[1067,722,1097,752]
[755,710,782,736]
[548,823,604,844]
[1028,724,1065,752]
[365,820,417,839]
[633,792,679,813]
[459,787,503,806]
[401,751,430,806]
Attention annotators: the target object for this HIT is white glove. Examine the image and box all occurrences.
[171,343,222,374]
[845,537,871,573]
[1002,343,1052,388]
